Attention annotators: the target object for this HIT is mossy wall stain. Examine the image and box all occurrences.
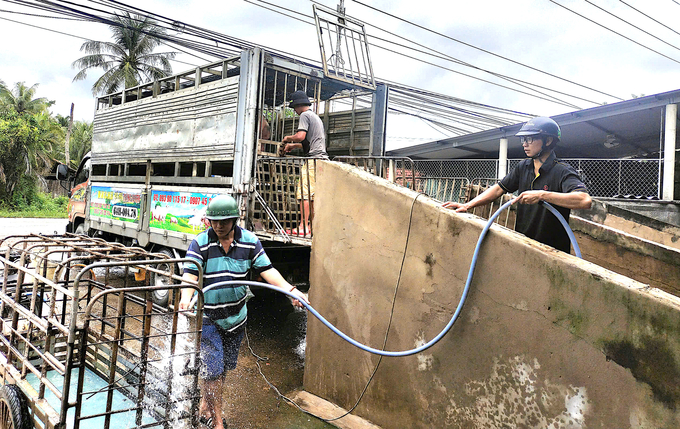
[604,337,680,409]
[546,265,570,291]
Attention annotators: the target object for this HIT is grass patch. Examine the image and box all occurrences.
[0,192,69,218]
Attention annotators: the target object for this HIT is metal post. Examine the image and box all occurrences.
[663,104,677,201]
[370,83,388,157]
[498,138,508,179]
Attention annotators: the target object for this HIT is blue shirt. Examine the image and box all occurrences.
[183,226,272,331]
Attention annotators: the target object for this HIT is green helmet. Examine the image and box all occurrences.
[205,195,239,220]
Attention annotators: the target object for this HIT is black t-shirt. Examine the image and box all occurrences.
[498,151,588,252]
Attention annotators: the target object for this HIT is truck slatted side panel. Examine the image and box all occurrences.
[326,108,372,156]
[92,77,240,164]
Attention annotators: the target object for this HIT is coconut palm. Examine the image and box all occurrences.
[0,81,53,115]
[72,12,176,95]
[68,121,93,170]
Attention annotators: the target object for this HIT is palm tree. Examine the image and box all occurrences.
[68,121,93,170]
[0,81,54,115]
[72,12,176,95]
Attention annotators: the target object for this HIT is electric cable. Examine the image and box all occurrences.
[267,0,602,107]
[3,0,538,128]
[251,0,587,109]
[619,0,680,39]
[548,0,680,65]
[583,0,680,53]
[344,0,625,101]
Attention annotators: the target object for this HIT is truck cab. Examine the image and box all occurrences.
[63,152,91,235]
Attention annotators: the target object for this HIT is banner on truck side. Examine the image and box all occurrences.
[149,190,218,234]
[90,186,142,224]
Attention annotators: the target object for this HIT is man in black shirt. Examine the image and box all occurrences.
[443,117,592,253]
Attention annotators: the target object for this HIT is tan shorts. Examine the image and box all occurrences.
[296,161,316,200]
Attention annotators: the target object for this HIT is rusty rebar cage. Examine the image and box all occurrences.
[0,234,204,429]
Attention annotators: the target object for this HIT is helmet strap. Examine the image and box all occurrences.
[531,136,554,159]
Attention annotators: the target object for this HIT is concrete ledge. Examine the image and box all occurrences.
[290,391,382,429]
[571,215,680,295]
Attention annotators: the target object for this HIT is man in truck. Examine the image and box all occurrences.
[443,117,592,253]
[178,195,308,429]
[281,90,329,237]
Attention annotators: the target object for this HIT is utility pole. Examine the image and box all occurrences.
[65,103,74,167]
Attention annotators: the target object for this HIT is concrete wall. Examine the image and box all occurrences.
[570,216,680,296]
[574,199,680,246]
[304,161,680,428]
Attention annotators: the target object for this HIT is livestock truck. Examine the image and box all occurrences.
[59,45,388,306]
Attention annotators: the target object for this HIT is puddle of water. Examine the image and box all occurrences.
[221,289,335,428]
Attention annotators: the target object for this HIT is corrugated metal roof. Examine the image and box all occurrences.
[387,88,680,160]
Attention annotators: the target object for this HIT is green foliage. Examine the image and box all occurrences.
[0,80,67,206]
[0,187,68,218]
[0,82,54,115]
[0,111,42,200]
[72,12,176,95]
[68,121,93,170]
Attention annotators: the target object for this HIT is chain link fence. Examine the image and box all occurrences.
[415,158,660,200]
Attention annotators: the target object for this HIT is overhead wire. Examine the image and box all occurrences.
[619,0,680,39]
[547,0,680,65]
[267,0,597,106]
[583,0,680,53]
[259,0,590,108]
[2,0,537,130]
[7,0,586,110]
[345,0,625,101]
[0,9,203,67]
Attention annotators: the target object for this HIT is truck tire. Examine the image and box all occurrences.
[0,384,31,429]
[150,248,177,308]
[75,223,86,236]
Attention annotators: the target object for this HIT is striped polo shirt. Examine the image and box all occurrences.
[183,226,272,331]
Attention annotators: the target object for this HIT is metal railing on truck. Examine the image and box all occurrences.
[253,157,416,244]
[0,234,204,429]
[253,157,319,243]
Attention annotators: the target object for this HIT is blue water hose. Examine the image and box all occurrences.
[194,200,580,357]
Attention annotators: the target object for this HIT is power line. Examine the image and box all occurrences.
[3,0,532,133]
[306,0,601,106]
[548,0,680,65]
[14,0,592,108]
[584,0,680,53]
[0,12,201,67]
[344,0,624,101]
[619,0,680,39]
[249,0,583,108]
[0,7,88,20]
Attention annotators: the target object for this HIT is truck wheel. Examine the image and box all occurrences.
[150,248,176,308]
[0,384,31,429]
[75,223,86,236]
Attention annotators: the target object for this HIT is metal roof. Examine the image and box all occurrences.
[387,88,680,160]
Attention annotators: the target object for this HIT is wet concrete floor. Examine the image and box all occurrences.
[225,289,335,428]
[0,219,337,429]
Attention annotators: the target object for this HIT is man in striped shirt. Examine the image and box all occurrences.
[179,195,307,429]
